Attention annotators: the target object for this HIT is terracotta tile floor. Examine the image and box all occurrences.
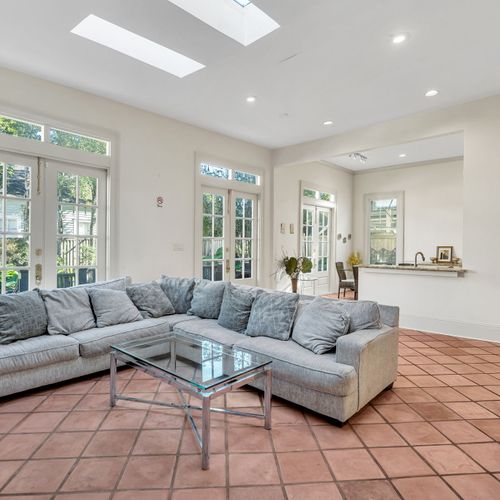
[0,329,500,499]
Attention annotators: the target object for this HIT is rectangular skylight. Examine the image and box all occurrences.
[71,14,205,78]
[167,0,279,46]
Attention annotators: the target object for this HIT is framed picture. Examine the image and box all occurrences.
[436,245,453,263]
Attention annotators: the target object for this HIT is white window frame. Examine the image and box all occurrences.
[364,191,405,265]
[194,153,264,284]
[0,104,117,279]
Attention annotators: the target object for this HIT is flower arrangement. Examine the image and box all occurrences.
[347,251,362,268]
[277,255,313,293]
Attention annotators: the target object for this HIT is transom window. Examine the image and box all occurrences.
[0,113,110,156]
[303,188,335,202]
[200,162,260,185]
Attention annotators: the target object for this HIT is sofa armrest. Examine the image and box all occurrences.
[336,326,399,410]
[379,304,399,327]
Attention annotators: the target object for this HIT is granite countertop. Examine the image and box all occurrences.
[359,264,466,273]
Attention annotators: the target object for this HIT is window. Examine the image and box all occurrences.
[0,114,43,141]
[50,128,109,155]
[0,111,111,157]
[234,195,255,279]
[366,193,403,265]
[200,163,260,185]
[302,188,334,202]
[200,163,230,180]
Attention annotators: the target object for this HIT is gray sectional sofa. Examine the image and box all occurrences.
[0,276,399,424]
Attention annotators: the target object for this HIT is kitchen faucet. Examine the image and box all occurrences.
[414,252,425,267]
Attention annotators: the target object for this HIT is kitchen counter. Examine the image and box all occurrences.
[359,264,466,277]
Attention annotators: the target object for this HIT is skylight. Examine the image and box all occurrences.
[71,15,205,78]
[167,0,280,46]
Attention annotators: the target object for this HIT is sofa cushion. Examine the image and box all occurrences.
[87,288,143,328]
[188,280,226,319]
[292,298,351,354]
[39,287,96,335]
[71,316,177,357]
[0,291,48,345]
[217,283,256,333]
[235,336,357,397]
[160,276,195,314]
[82,276,131,291]
[246,291,299,341]
[0,335,79,375]
[175,318,245,347]
[336,300,382,332]
[126,282,175,318]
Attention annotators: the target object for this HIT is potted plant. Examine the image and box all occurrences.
[347,251,362,269]
[277,255,313,293]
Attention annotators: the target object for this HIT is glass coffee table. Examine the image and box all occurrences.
[110,332,272,469]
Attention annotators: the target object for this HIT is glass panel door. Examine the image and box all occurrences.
[202,188,227,282]
[233,192,257,283]
[0,152,42,293]
[45,162,106,288]
[200,188,258,284]
[301,204,332,294]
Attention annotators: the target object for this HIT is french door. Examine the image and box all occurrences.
[0,150,107,292]
[201,187,258,284]
[301,204,332,295]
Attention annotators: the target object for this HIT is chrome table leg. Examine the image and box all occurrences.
[110,352,117,407]
[201,395,211,470]
[264,367,272,430]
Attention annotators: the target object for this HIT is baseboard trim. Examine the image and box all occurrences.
[400,314,500,343]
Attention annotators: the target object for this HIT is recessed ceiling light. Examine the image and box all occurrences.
[246,96,256,103]
[71,15,204,78]
[392,34,407,44]
[323,120,333,126]
[167,0,279,46]
[399,153,407,158]
[425,89,439,97]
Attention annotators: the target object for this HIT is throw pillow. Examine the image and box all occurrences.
[159,276,195,313]
[217,283,257,333]
[188,280,226,319]
[0,291,48,344]
[127,282,175,318]
[337,300,382,332]
[88,288,143,328]
[246,291,299,341]
[39,287,96,335]
[292,297,351,354]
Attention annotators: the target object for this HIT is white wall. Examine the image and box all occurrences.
[0,68,273,285]
[273,95,500,341]
[273,161,353,292]
[353,159,464,263]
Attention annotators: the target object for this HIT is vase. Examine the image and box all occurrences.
[291,277,298,293]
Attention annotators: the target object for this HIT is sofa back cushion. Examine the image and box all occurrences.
[0,291,48,345]
[217,283,257,333]
[159,276,195,314]
[81,276,131,291]
[292,297,350,354]
[127,282,175,318]
[88,288,143,328]
[337,300,382,332]
[39,287,96,335]
[188,280,226,319]
[246,291,299,341]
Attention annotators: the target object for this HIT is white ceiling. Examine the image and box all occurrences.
[1,1,500,148]
[327,132,464,172]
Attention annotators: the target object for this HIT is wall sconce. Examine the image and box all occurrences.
[156,196,164,208]
[348,234,352,240]
[337,233,342,240]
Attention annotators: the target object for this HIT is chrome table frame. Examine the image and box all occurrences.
[109,348,272,470]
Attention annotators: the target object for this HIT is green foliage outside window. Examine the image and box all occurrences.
[0,116,42,141]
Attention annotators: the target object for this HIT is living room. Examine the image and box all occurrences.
[0,1,499,499]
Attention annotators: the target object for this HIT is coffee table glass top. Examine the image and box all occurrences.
[111,332,271,391]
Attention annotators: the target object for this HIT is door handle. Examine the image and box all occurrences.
[225,259,230,274]
[35,264,42,286]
